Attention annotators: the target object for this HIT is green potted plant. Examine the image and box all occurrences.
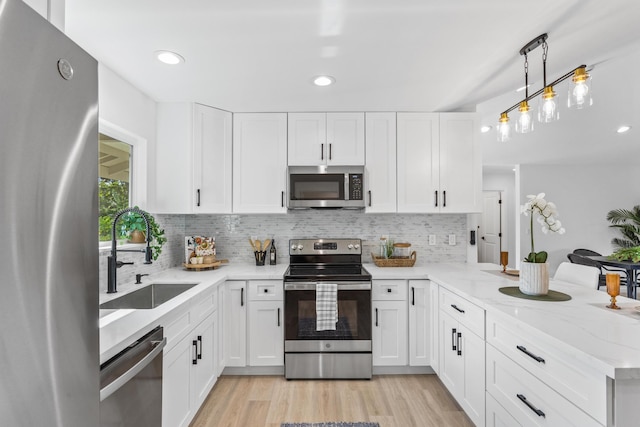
[606,205,640,249]
[119,207,167,261]
[520,193,566,295]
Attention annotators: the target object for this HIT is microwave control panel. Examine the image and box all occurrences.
[348,174,363,200]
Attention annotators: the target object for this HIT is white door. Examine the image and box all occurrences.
[224,281,247,367]
[372,300,408,366]
[479,191,502,264]
[326,112,365,165]
[288,113,326,165]
[249,300,283,366]
[408,280,430,366]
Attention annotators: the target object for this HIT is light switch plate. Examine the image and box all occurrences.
[429,235,436,245]
[449,234,456,245]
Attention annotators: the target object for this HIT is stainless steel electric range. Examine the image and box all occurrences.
[283,238,372,379]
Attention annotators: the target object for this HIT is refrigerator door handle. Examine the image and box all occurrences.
[99,337,166,402]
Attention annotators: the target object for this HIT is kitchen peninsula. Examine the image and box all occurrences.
[101,262,640,427]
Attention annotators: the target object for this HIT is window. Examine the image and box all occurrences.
[99,133,131,241]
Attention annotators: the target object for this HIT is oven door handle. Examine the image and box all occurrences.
[284,282,371,291]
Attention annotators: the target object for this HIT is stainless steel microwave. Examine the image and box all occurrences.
[287,166,365,209]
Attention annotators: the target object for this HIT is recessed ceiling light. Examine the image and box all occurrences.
[617,125,632,133]
[313,75,335,86]
[480,125,492,133]
[155,50,185,65]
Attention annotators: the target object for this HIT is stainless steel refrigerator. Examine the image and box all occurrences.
[0,1,99,426]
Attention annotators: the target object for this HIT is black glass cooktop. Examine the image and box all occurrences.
[284,264,371,282]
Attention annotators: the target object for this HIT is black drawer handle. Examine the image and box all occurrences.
[375,308,379,327]
[411,287,415,306]
[517,394,546,418]
[264,288,269,293]
[457,332,462,356]
[197,335,202,360]
[368,190,372,207]
[192,340,198,365]
[321,143,324,160]
[241,287,244,307]
[434,190,438,207]
[443,190,446,207]
[451,328,457,351]
[517,345,546,364]
[196,189,201,207]
[281,191,285,208]
[387,288,392,293]
[277,308,281,327]
[451,304,465,314]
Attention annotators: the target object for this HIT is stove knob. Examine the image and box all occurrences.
[291,244,297,251]
[297,244,304,251]
[347,244,354,250]
[354,244,360,250]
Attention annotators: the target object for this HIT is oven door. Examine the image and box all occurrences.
[284,282,371,352]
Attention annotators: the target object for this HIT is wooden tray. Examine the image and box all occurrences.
[371,251,417,267]
[182,259,228,271]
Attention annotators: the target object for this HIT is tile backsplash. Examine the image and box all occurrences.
[99,211,467,290]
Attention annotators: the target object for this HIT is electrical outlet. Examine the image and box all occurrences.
[449,234,456,245]
[429,235,436,245]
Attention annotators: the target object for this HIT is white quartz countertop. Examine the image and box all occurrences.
[100,261,640,379]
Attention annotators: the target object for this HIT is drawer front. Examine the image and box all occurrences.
[191,285,218,323]
[162,304,192,352]
[248,280,283,301]
[439,287,484,338]
[486,311,606,424]
[372,280,407,301]
[486,392,521,427]
[486,345,601,427]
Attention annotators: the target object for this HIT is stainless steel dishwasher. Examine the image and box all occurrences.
[100,326,166,427]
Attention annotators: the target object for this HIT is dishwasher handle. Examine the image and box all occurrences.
[100,337,166,402]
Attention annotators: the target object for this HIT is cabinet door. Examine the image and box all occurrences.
[193,104,232,213]
[429,282,439,374]
[365,112,397,213]
[486,393,521,427]
[439,113,481,213]
[288,113,326,165]
[155,102,193,213]
[460,325,485,426]
[439,310,463,396]
[249,300,283,366]
[372,300,408,366]
[233,113,287,213]
[409,280,430,367]
[225,281,247,367]
[397,112,439,213]
[326,112,365,165]
[191,313,217,409]
[163,336,194,427]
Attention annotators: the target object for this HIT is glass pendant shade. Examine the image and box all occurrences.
[538,86,559,123]
[515,101,534,134]
[496,113,511,142]
[568,67,593,109]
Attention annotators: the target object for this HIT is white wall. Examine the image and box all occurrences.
[22,0,65,30]
[519,163,638,274]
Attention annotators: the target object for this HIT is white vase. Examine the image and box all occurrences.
[519,261,549,295]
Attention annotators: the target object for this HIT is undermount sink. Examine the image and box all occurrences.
[100,283,198,310]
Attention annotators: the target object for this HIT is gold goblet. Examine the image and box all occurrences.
[500,251,509,273]
[606,273,621,310]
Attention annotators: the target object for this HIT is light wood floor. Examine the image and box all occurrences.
[190,375,473,427]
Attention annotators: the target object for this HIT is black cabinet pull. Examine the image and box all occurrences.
[197,335,202,360]
[192,340,198,365]
[387,288,392,293]
[321,143,324,160]
[277,308,281,327]
[281,191,285,207]
[443,190,446,207]
[435,190,438,207]
[240,287,244,307]
[451,304,465,314]
[451,328,457,351]
[411,287,415,306]
[264,288,269,293]
[329,143,332,160]
[196,189,201,207]
[368,190,372,207]
[517,394,546,418]
[457,332,462,356]
[517,345,546,363]
[375,308,379,327]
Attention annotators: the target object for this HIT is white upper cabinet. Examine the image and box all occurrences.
[153,102,232,214]
[233,113,288,213]
[193,104,232,213]
[397,112,481,213]
[365,112,397,213]
[288,112,365,166]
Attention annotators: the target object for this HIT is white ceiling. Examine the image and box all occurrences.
[64,0,640,166]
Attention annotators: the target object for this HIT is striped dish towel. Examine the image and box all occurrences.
[316,283,338,331]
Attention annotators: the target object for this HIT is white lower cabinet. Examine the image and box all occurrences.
[408,280,430,366]
[486,393,520,427]
[248,281,283,366]
[372,280,408,366]
[438,287,485,427]
[225,281,247,367]
[162,310,217,427]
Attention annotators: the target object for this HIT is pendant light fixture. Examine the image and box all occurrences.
[496,33,592,141]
